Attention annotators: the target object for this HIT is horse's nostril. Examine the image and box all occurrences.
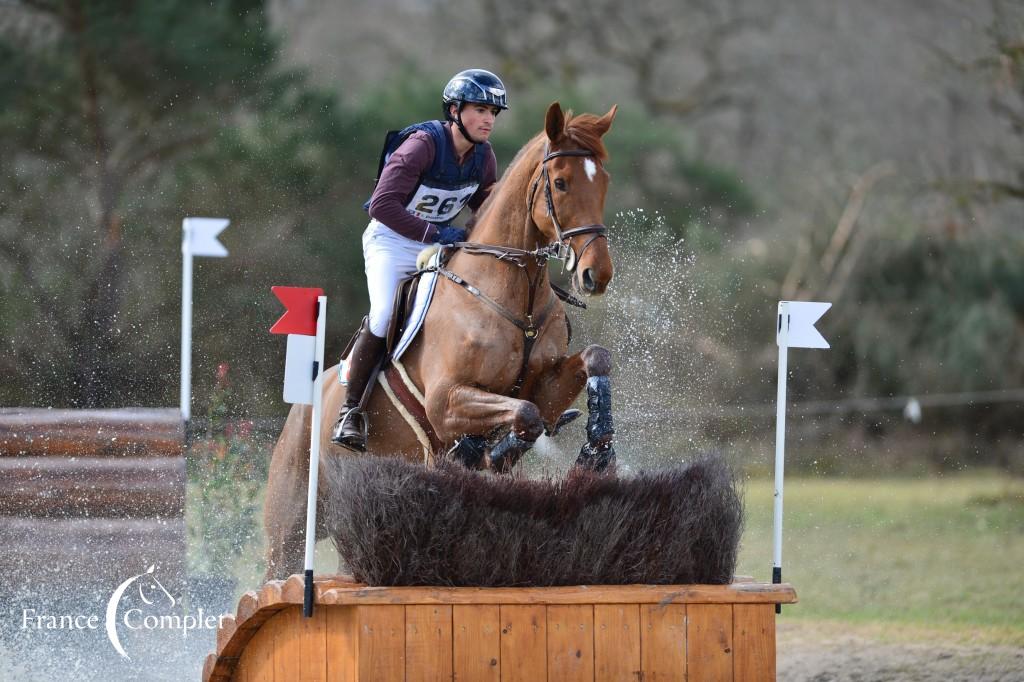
[582,268,596,293]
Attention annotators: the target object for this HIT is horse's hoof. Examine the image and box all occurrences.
[488,431,534,473]
[545,409,582,437]
[575,440,615,473]
[448,436,487,469]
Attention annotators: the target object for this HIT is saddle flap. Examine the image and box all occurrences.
[386,274,421,355]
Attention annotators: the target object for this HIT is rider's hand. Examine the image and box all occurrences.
[432,226,467,245]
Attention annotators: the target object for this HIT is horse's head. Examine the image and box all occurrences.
[530,102,618,295]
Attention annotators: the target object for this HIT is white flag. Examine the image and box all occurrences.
[183,217,229,257]
[283,333,316,405]
[777,301,831,349]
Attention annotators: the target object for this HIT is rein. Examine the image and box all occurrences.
[426,145,605,397]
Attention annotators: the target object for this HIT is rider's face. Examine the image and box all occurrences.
[454,103,500,142]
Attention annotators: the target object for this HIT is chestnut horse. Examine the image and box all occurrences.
[264,102,618,579]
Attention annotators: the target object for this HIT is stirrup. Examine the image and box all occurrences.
[330,408,368,452]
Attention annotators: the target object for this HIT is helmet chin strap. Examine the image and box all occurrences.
[451,104,482,145]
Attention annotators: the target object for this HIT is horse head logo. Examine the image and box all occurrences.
[104,564,176,661]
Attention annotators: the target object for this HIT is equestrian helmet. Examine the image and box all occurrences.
[442,69,509,114]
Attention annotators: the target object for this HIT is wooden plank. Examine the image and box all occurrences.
[273,608,302,681]
[243,610,275,682]
[594,604,640,681]
[298,602,328,680]
[406,604,453,682]
[357,604,405,682]
[233,646,250,682]
[453,604,500,682]
[733,604,775,682]
[0,408,183,458]
[547,605,594,682]
[325,605,358,682]
[499,605,547,682]
[686,604,733,682]
[640,604,686,682]
[318,583,797,606]
[0,456,184,517]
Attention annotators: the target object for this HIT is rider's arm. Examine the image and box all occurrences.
[367,132,440,243]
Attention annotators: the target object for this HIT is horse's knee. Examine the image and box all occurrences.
[512,401,544,441]
[581,345,612,376]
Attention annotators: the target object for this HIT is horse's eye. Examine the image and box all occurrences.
[554,178,568,191]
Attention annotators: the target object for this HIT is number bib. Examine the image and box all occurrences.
[405,182,479,223]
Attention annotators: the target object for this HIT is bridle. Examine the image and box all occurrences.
[526,146,608,273]
[422,143,609,397]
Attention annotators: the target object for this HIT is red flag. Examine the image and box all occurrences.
[270,286,324,335]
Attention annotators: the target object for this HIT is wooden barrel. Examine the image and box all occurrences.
[203,575,797,681]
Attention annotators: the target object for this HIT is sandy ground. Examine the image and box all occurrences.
[778,621,1024,682]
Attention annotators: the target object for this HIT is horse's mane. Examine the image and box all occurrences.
[475,111,609,225]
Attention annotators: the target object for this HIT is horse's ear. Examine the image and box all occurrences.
[545,102,565,142]
[595,104,618,136]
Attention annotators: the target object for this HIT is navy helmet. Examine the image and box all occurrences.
[442,69,507,145]
[442,69,509,115]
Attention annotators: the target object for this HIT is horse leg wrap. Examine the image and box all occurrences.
[488,431,535,473]
[584,375,614,442]
[576,375,615,471]
[448,435,487,470]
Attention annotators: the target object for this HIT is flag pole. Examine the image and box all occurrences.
[303,295,327,617]
[773,301,789,614]
[179,217,229,427]
[180,219,194,424]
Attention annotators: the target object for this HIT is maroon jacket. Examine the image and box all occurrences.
[367,123,498,243]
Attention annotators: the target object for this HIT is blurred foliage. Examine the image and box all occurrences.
[186,362,266,574]
[0,5,753,414]
[0,0,369,408]
[0,0,1021,466]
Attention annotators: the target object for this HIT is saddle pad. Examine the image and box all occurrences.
[392,248,441,360]
[377,359,444,464]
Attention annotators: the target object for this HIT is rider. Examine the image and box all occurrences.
[331,68,508,451]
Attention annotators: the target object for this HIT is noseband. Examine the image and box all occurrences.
[526,146,608,272]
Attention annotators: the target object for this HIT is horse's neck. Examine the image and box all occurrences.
[470,143,546,252]
[469,205,540,252]
[453,147,552,296]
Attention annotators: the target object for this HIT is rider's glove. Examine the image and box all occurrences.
[432,226,467,245]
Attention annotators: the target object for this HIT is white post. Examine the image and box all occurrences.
[303,295,327,617]
[179,217,229,425]
[180,223,193,423]
[772,301,789,612]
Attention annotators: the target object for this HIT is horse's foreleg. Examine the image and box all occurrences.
[263,403,313,581]
[531,344,615,472]
[425,383,545,472]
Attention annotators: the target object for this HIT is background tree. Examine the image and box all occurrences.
[0,0,366,407]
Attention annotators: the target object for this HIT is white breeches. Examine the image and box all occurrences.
[363,219,428,337]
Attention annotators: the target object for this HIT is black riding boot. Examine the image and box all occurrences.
[330,326,387,452]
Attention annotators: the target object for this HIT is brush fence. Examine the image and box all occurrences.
[203,574,796,681]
